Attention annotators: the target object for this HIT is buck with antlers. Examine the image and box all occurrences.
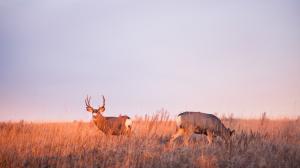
[85,95,132,135]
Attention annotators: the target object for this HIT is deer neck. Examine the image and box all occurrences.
[93,113,106,123]
[93,113,112,134]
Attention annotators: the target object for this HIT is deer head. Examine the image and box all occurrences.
[85,95,106,118]
[221,128,235,143]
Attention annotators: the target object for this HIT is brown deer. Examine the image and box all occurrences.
[170,112,234,144]
[85,95,132,135]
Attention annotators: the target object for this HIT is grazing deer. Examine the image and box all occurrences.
[170,112,234,144]
[85,95,132,136]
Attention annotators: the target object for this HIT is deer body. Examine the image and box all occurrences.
[93,115,132,135]
[170,112,234,144]
[85,95,132,136]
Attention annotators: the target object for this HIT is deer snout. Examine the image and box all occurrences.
[92,112,98,117]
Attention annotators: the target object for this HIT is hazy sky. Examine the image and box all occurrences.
[0,0,299,121]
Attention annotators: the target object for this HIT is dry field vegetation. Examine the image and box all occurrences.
[0,112,300,168]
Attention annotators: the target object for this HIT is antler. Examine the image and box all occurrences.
[98,95,106,112]
[85,95,94,112]
[101,95,105,107]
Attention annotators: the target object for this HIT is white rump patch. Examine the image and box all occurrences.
[176,116,182,127]
[125,119,132,129]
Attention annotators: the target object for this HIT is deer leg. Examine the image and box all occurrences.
[183,130,193,146]
[206,131,214,145]
[125,129,132,137]
[170,128,185,143]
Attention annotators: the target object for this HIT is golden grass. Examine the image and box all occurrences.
[0,112,299,168]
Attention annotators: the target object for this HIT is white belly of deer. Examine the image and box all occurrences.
[125,119,132,129]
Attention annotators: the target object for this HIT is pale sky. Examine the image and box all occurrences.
[0,0,300,121]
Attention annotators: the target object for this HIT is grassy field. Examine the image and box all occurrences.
[0,112,299,168]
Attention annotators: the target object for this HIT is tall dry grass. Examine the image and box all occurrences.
[0,112,299,168]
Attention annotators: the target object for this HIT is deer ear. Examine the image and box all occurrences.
[86,107,94,112]
[98,107,105,113]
